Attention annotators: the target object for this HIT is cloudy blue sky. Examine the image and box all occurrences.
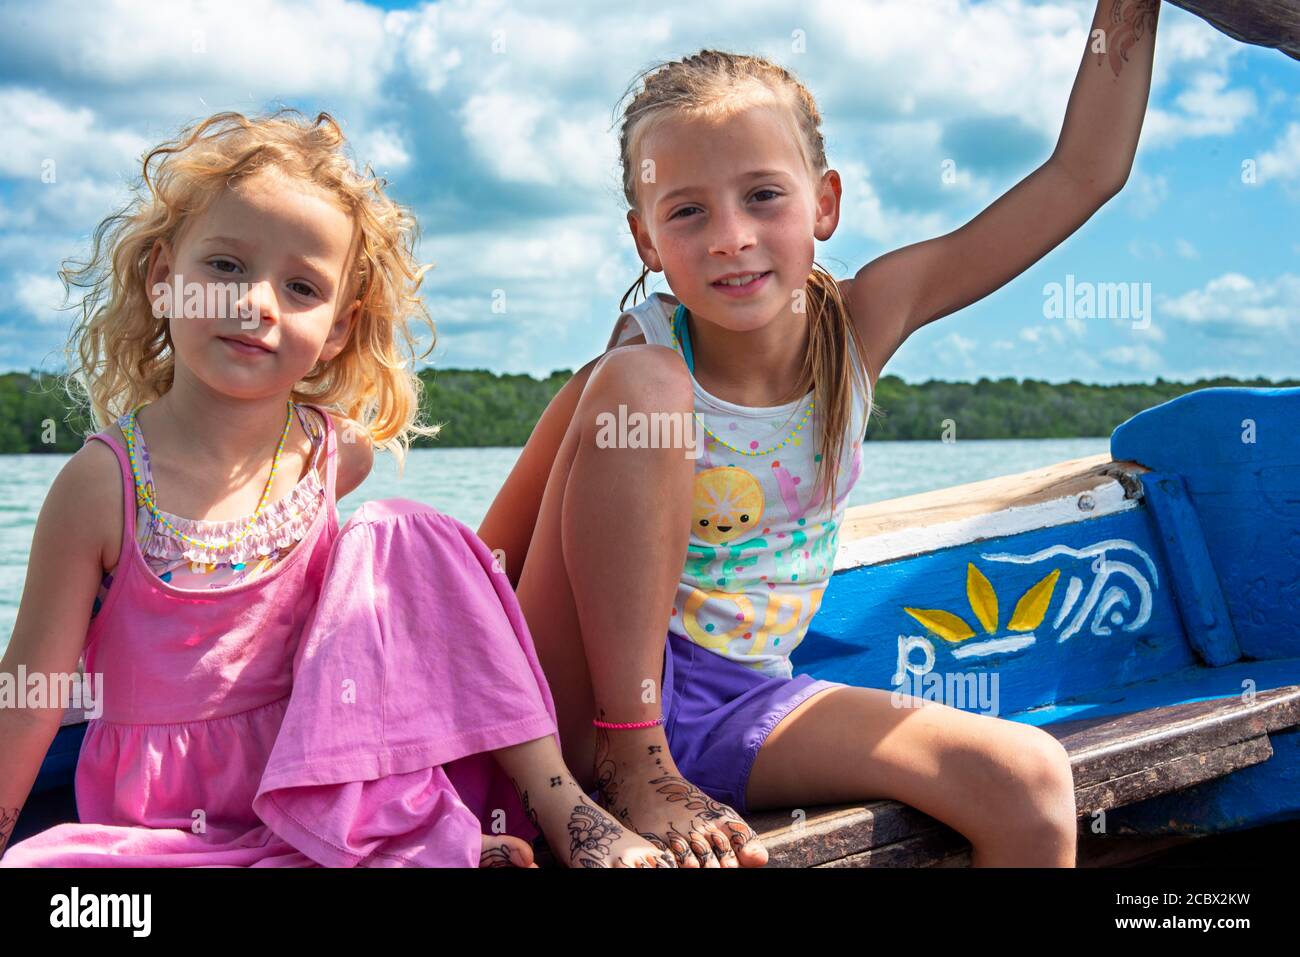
[0,0,1295,384]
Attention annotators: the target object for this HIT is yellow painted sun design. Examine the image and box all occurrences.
[692,466,765,546]
[904,563,1061,641]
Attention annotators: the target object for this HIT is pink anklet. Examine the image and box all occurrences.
[592,716,665,729]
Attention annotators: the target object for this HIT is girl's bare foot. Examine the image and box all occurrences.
[513,774,677,868]
[479,833,537,867]
[594,725,768,868]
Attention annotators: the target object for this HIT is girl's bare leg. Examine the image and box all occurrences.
[513,344,767,868]
[746,686,1079,866]
[492,734,675,868]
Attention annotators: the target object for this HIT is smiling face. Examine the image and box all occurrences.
[147,168,360,401]
[627,102,842,333]
[693,466,765,546]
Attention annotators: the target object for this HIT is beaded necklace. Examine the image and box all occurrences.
[122,401,296,555]
[669,303,813,458]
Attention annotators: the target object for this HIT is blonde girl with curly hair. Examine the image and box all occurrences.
[482,0,1162,868]
[0,109,671,868]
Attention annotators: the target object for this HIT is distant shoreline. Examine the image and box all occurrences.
[1,368,1295,453]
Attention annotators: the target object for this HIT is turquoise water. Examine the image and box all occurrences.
[0,438,1109,654]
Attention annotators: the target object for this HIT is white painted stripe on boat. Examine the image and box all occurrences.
[834,480,1139,570]
[951,634,1037,658]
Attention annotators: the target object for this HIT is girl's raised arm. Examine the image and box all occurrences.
[0,442,117,857]
[847,0,1160,371]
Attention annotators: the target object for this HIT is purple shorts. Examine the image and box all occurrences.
[659,632,843,814]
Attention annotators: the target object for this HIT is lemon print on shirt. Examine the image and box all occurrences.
[692,466,764,546]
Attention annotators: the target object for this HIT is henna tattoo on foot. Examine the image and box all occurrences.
[593,726,636,826]
[568,801,624,868]
[479,841,517,868]
[0,806,18,858]
[647,774,754,855]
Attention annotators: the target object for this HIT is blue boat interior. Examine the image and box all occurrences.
[791,386,1300,836]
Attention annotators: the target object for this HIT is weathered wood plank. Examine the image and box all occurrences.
[749,686,1300,866]
[746,801,939,868]
[1074,736,1274,815]
[1044,686,1300,788]
[837,454,1141,546]
[815,826,968,868]
[1165,1,1300,60]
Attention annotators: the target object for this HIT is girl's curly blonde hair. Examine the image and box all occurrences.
[615,50,879,510]
[61,108,439,475]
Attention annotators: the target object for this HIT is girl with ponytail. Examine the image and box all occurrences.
[483,6,1159,868]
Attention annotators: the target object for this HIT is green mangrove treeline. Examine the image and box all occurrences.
[0,368,1295,454]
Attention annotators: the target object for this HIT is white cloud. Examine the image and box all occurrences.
[0,88,149,180]
[836,159,949,245]
[1102,343,1162,370]
[1174,238,1199,260]
[1141,70,1256,149]
[10,273,72,327]
[354,127,411,173]
[1258,122,1300,189]
[1020,324,1066,345]
[1127,239,1163,261]
[0,0,394,107]
[0,0,1283,381]
[459,92,615,192]
[1162,273,1300,338]
[927,330,978,371]
[1125,171,1167,219]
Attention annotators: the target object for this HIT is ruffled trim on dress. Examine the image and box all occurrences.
[140,473,325,563]
[123,404,328,564]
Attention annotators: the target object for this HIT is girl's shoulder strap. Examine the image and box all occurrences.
[301,403,338,502]
[605,292,677,352]
[83,424,138,548]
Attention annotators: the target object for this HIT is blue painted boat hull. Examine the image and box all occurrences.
[792,387,1300,837]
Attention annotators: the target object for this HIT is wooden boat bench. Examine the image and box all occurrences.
[744,685,1300,867]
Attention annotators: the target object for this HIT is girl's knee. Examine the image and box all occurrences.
[585,344,694,413]
[1008,727,1077,832]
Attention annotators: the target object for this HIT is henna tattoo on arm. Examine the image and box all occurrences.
[1099,0,1160,77]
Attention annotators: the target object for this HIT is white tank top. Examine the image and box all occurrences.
[606,291,872,678]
